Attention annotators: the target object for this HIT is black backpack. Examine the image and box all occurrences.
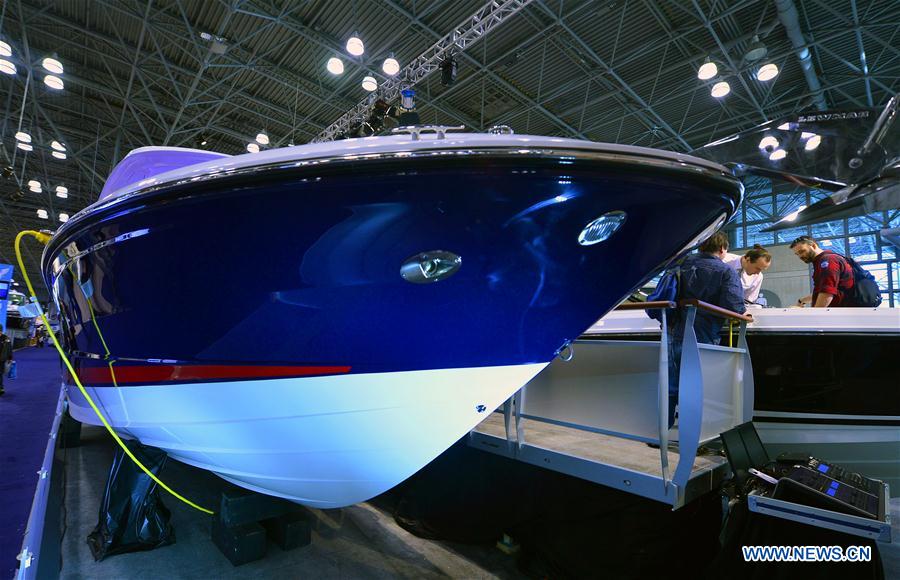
[843,256,882,307]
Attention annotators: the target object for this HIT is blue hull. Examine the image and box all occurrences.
[44,153,741,379]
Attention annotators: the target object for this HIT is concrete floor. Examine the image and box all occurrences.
[60,426,524,579]
[57,424,899,579]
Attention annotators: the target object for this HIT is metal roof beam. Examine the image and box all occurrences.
[315,0,551,141]
[849,0,873,107]
[532,0,690,149]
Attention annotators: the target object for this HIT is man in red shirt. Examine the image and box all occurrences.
[790,235,855,307]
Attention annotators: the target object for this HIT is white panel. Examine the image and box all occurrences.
[523,341,662,439]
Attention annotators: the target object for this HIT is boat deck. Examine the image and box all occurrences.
[470,412,729,507]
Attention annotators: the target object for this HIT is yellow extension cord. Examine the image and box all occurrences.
[15,230,214,515]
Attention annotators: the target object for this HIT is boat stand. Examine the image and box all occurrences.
[470,300,754,509]
[211,487,313,566]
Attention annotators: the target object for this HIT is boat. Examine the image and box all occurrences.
[692,93,899,231]
[583,306,900,493]
[42,129,743,508]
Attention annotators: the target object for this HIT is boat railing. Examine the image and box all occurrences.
[471,299,754,509]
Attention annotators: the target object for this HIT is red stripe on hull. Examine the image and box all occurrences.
[73,364,352,385]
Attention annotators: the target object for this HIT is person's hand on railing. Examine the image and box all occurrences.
[794,295,812,308]
[678,299,754,322]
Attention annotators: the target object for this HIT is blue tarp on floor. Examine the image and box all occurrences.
[0,346,63,577]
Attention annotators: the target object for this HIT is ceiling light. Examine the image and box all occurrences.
[44,75,64,90]
[51,140,66,151]
[42,57,63,74]
[804,134,822,151]
[745,36,768,62]
[28,184,40,192]
[382,55,400,76]
[15,131,31,143]
[37,209,48,219]
[56,189,68,199]
[756,63,779,81]
[255,132,269,145]
[56,185,68,195]
[710,81,730,98]
[769,148,787,161]
[346,35,364,57]
[17,142,33,152]
[59,213,69,223]
[326,57,344,75]
[697,60,718,80]
[800,132,815,139]
[28,180,40,189]
[361,75,377,92]
[246,142,260,153]
[758,136,779,150]
[0,59,15,75]
[0,41,11,57]
[778,122,791,130]
[51,151,67,160]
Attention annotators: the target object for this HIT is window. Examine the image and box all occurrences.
[729,178,898,306]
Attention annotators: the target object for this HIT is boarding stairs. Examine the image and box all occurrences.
[470,300,753,509]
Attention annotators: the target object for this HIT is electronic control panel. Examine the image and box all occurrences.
[803,458,882,496]
[773,465,882,520]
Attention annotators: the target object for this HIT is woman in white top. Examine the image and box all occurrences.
[722,244,772,307]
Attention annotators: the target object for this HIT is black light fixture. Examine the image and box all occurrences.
[440,56,457,86]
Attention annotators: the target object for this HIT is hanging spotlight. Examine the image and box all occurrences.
[382,55,400,76]
[769,148,787,161]
[777,122,791,130]
[697,59,718,80]
[52,151,67,160]
[15,131,31,143]
[17,142,33,152]
[50,140,66,151]
[0,40,11,57]
[756,63,779,81]
[440,56,457,86]
[744,36,768,62]
[758,136,779,150]
[246,142,260,153]
[326,57,344,75]
[0,59,15,75]
[42,57,64,74]
[37,209,49,219]
[361,75,377,92]
[710,81,730,98]
[44,75,64,90]
[804,134,822,151]
[255,132,269,145]
[59,213,70,223]
[28,179,41,190]
[346,34,364,56]
[56,185,68,198]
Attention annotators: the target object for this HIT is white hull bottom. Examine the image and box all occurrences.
[66,363,548,507]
